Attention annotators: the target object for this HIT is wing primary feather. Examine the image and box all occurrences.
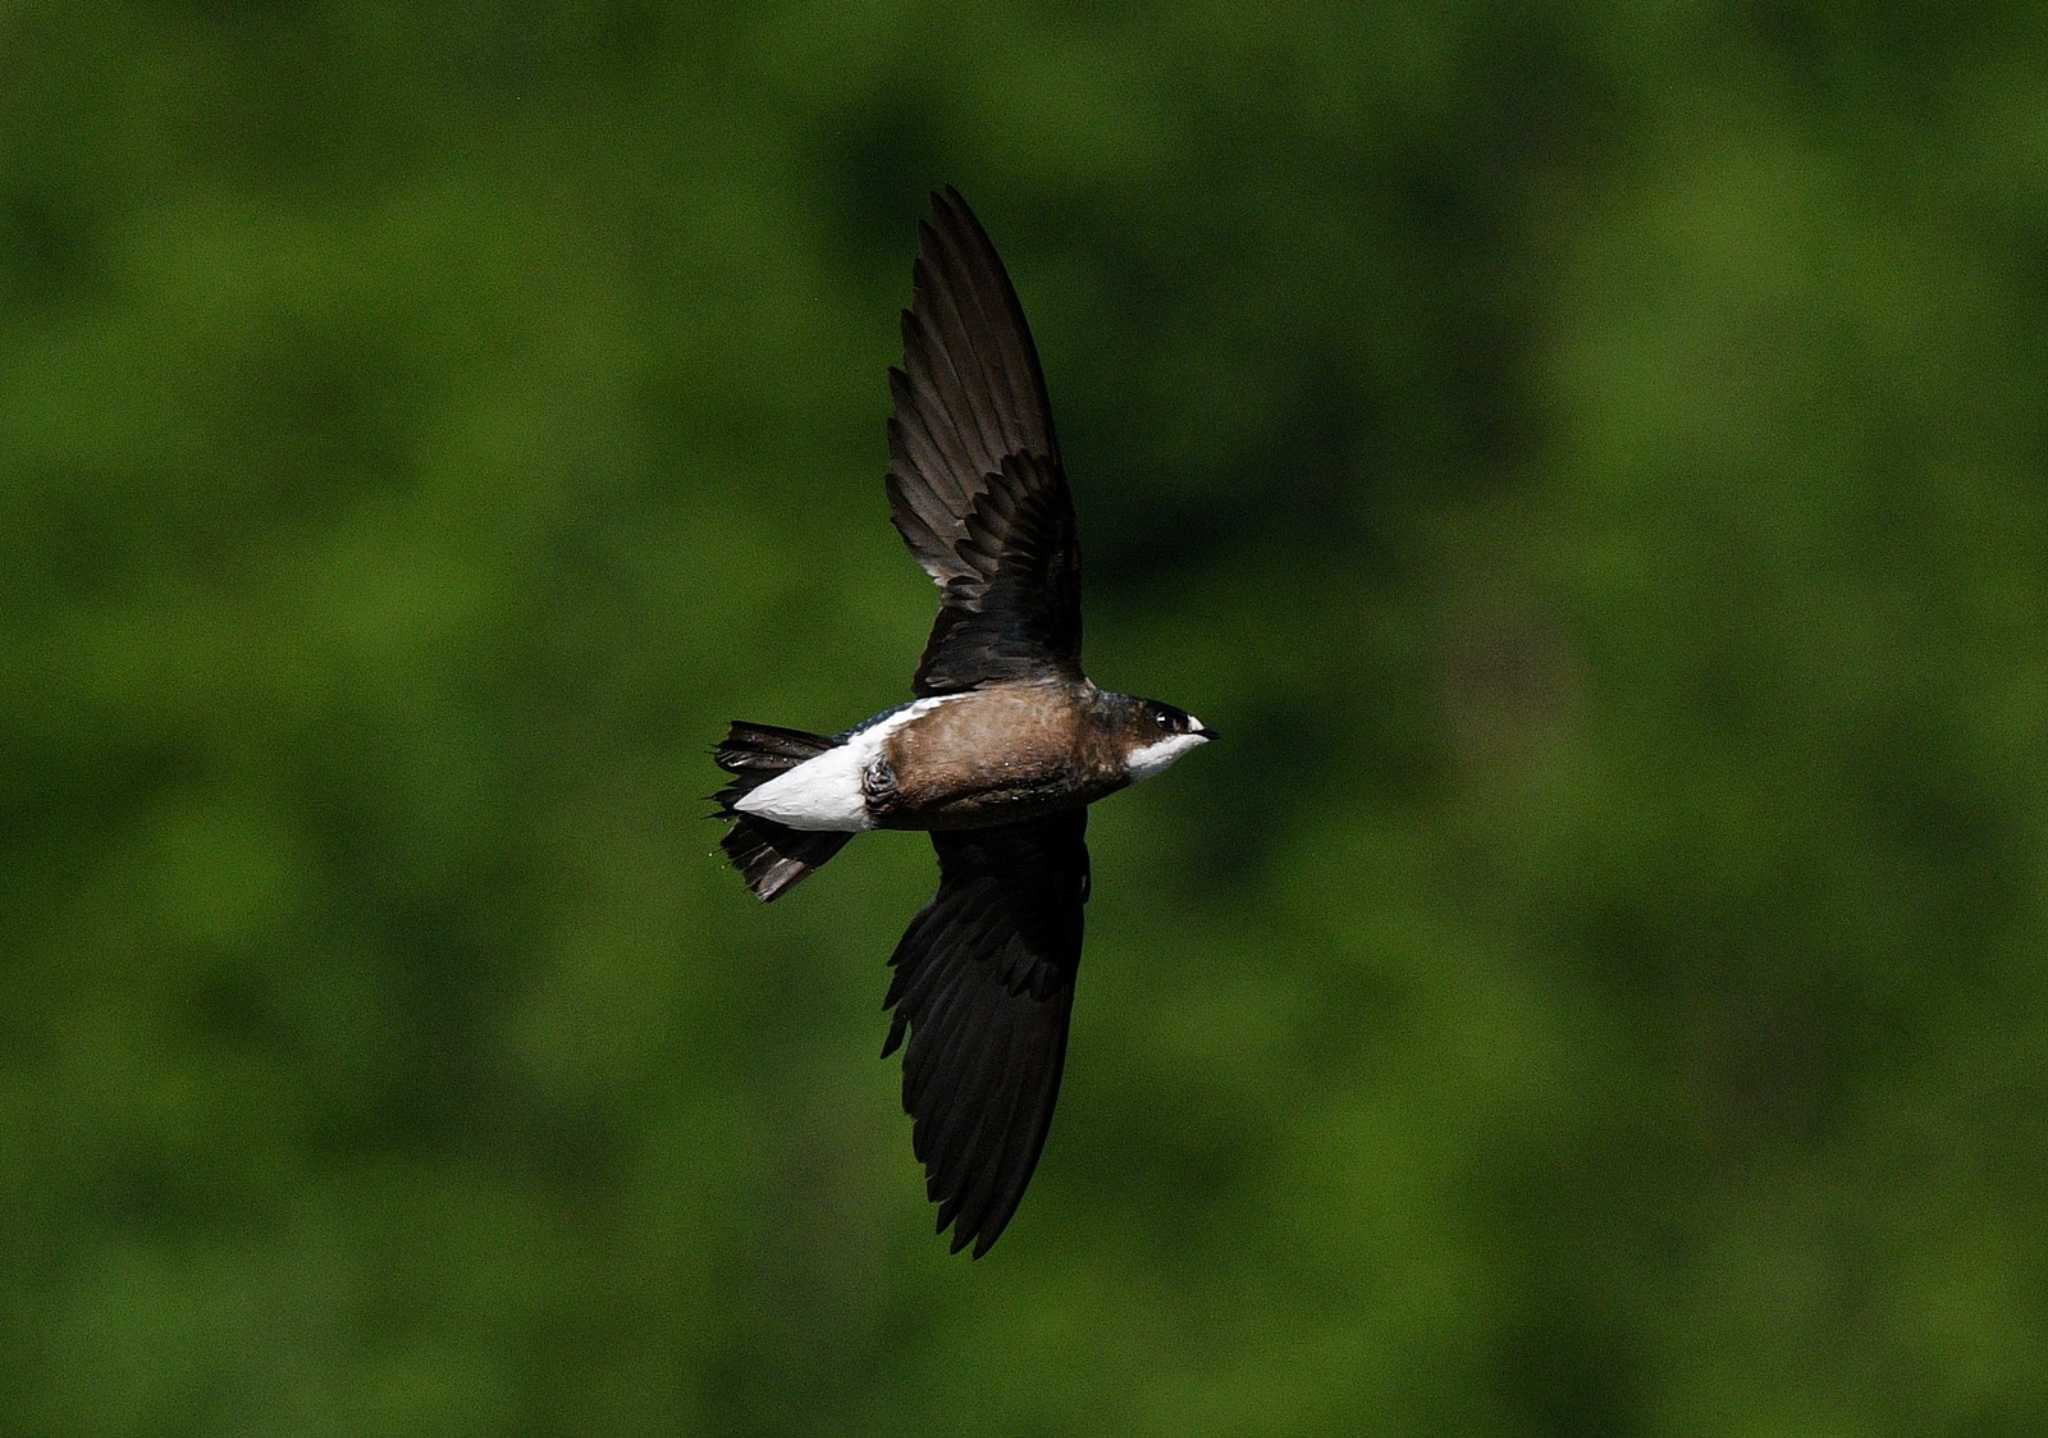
[901,950,991,1116]
[944,1024,1038,1255]
[922,212,1033,456]
[903,966,988,1118]
[974,1009,1070,1257]
[922,1000,1015,1203]
[911,235,1009,467]
[933,186,1058,461]
[886,363,966,496]
[895,315,981,504]
[884,494,949,569]
[889,904,985,1018]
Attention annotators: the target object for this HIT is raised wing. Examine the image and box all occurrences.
[885,188,1082,695]
[880,810,1089,1257]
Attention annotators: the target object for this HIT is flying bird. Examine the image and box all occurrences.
[713,188,1214,1257]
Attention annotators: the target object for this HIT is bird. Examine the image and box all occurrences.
[712,187,1215,1257]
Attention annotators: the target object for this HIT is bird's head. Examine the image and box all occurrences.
[1117,697,1218,782]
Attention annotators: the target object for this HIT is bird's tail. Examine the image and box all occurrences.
[711,721,854,902]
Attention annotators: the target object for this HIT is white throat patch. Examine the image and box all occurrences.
[1126,728,1209,782]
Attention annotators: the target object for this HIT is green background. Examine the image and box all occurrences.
[7,3,2045,1433]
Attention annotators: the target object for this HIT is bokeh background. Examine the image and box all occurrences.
[7,3,2046,1433]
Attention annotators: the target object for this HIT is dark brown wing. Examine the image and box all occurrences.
[885,187,1082,695]
[880,810,1089,1257]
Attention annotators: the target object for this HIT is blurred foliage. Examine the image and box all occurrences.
[6,1,2047,1433]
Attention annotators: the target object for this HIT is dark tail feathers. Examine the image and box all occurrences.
[712,722,853,902]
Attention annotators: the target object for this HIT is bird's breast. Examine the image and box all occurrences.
[869,685,1122,830]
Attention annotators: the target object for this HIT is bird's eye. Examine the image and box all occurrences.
[1155,710,1174,730]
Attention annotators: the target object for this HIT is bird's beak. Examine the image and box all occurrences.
[1194,723,1219,742]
